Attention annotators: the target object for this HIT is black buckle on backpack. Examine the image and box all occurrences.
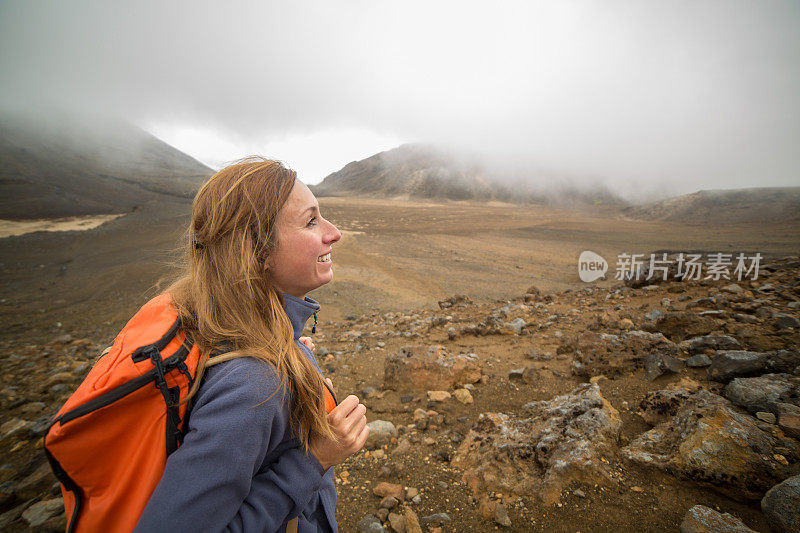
[145,347,183,457]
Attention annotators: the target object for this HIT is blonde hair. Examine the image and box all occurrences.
[168,157,335,449]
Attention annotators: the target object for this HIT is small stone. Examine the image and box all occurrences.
[644,353,683,380]
[573,489,586,498]
[376,508,389,522]
[53,333,73,343]
[773,313,800,330]
[412,495,422,504]
[400,395,414,403]
[644,309,665,321]
[380,496,399,509]
[21,498,64,528]
[686,354,712,368]
[508,368,525,381]
[387,512,405,533]
[756,412,776,424]
[777,403,800,439]
[0,500,29,529]
[420,513,451,525]
[29,415,52,439]
[426,391,451,402]
[406,487,419,499]
[393,439,412,455]
[721,283,744,295]
[18,402,46,417]
[45,372,75,387]
[423,437,435,446]
[373,482,405,501]
[14,462,55,500]
[679,504,755,533]
[525,350,552,361]
[366,420,397,450]
[630,486,644,493]
[357,514,385,533]
[362,386,381,398]
[508,318,526,335]
[494,502,512,527]
[619,318,634,330]
[453,388,473,404]
[404,508,423,533]
[0,418,33,443]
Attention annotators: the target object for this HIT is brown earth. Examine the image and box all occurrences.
[1,196,799,531]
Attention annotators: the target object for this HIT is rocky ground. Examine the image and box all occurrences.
[1,257,799,531]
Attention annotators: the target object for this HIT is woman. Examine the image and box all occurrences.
[135,158,368,532]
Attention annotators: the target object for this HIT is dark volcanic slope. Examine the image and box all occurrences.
[622,187,800,224]
[0,111,214,219]
[313,143,624,206]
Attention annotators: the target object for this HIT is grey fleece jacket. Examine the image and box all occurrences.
[135,294,337,533]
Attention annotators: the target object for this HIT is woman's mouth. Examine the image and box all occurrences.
[317,252,331,263]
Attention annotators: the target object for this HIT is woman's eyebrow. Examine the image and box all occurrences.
[299,205,320,218]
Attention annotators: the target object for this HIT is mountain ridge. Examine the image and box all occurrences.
[312,143,625,207]
[0,111,214,219]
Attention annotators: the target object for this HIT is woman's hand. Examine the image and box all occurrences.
[308,394,369,471]
[299,336,315,352]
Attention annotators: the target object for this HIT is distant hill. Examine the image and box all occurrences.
[312,144,625,206]
[0,111,214,219]
[622,187,800,224]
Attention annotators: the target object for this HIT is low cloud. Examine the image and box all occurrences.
[1,0,798,200]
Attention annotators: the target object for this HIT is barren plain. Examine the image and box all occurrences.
[1,197,799,532]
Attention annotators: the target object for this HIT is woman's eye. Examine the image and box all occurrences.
[307,216,317,227]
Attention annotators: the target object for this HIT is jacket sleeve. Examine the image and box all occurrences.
[134,358,326,533]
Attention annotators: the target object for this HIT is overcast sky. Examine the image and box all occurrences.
[1,1,798,199]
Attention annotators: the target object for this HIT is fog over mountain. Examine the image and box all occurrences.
[1,1,799,201]
[314,144,625,206]
[0,110,212,219]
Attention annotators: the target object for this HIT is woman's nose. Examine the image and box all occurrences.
[324,219,341,244]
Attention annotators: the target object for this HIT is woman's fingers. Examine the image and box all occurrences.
[354,423,370,450]
[299,336,315,351]
[341,403,367,435]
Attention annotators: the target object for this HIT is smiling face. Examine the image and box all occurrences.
[267,181,341,298]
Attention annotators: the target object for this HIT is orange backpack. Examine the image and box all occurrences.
[44,293,337,533]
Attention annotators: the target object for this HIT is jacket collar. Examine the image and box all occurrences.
[281,293,320,340]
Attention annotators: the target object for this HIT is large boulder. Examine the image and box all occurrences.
[623,389,800,500]
[643,312,721,342]
[383,345,482,391]
[708,350,800,382]
[724,373,800,415]
[761,475,800,533]
[680,335,742,354]
[569,330,682,378]
[679,505,755,533]
[453,383,621,505]
[638,388,692,426]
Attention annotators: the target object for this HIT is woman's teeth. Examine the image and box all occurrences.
[317,253,331,262]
